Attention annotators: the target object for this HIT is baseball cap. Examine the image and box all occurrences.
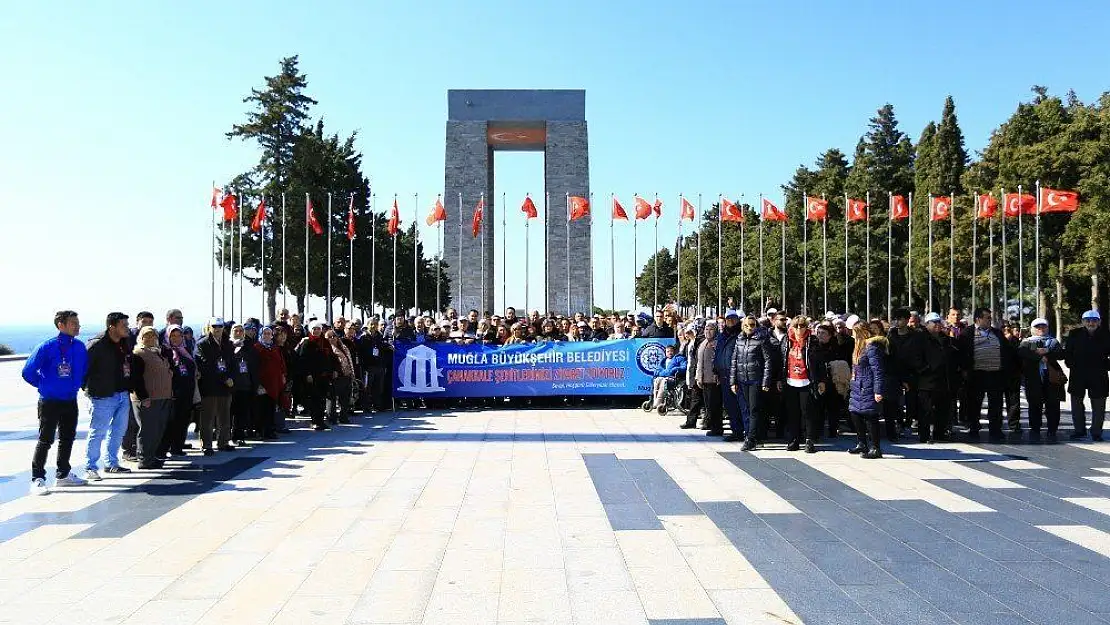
[1030,317,1049,329]
[766,307,778,315]
[208,317,225,327]
[1082,310,1101,321]
[725,309,740,319]
[923,313,943,324]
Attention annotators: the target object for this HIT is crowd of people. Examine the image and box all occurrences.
[19,300,1110,495]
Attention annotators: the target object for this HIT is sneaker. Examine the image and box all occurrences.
[786,441,800,452]
[55,473,87,487]
[740,438,757,452]
[85,469,102,482]
[122,452,138,463]
[804,440,817,454]
[30,478,49,496]
[104,465,132,474]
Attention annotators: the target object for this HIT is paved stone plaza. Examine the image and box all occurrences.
[3,360,1110,625]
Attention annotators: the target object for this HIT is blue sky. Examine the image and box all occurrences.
[2,0,1107,327]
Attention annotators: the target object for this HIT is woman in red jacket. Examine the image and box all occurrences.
[254,326,287,440]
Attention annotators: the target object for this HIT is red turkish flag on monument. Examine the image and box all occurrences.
[472,197,484,237]
[387,199,400,236]
[425,196,446,226]
[846,199,867,222]
[306,197,324,235]
[634,196,653,220]
[930,196,951,221]
[720,197,744,222]
[569,196,590,221]
[346,196,356,240]
[250,197,267,232]
[612,197,628,220]
[680,197,695,221]
[1003,193,1036,218]
[761,198,786,222]
[652,198,662,218]
[977,193,998,219]
[220,193,238,221]
[1039,188,1079,213]
[210,186,221,208]
[806,197,828,221]
[521,195,538,219]
[890,195,909,220]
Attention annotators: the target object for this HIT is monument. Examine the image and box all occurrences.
[443,89,591,315]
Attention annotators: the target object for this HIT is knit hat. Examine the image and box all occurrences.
[844,314,861,330]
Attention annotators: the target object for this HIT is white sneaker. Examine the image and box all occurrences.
[55,473,87,487]
[85,469,102,482]
[30,478,49,496]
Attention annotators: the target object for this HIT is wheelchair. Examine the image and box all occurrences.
[641,375,691,417]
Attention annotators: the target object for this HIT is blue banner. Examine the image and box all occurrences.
[392,339,672,398]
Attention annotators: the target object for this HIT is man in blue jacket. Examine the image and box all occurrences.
[22,311,89,495]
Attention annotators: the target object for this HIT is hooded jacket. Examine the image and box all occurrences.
[729,331,773,388]
[849,336,888,415]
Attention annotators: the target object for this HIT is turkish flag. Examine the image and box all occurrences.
[977,193,998,219]
[347,196,356,240]
[306,198,323,235]
[930,196,951,221]
[210,186,221,208]
[680,197,695,221]
[425,196,446,226]
[890,195,909,221]
[846,199,867,222]
[761,198,786,222]
[471,197,484,237]
[220,193,238,221]
[721,197,744,222]
[570,196,590,221]
[612,197,628,220]
[806,197,828,221]
[1039,188,1079,213]
[1003,193,1036,217]
[250,197,267,232]
[634,196,653,220]
[521,196,538,219]
[652,199,662,218]
[387,199,400,236]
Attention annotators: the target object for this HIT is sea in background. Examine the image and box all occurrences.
[0,326,91,355]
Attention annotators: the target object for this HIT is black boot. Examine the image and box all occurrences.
[849,414,868,454]
[863,419,883,459]
[804,439,817,454]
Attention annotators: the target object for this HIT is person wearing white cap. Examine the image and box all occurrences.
[1064,310,1110,440]
[906,313,957,443]
[1018,318,1065,441]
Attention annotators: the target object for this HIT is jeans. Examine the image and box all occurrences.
[32,399,79,480]
[720,377,741,434]
[734,381,761,440]
[132,398,171,466]
[86,392,131,470]
[1071,390,1108,438]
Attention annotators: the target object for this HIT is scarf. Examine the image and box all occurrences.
[163,324,193,364]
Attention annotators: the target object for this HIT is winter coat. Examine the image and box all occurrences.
[729,332,773,388]
[1018,335,1066,401]
[778,332,828,386]
[885,328,923,387]
[255,342,288,402]
[296,337,336,380]
[1064,327,1110,396]
[713,325,740,377]
[641,323,676,339]
[690,337,719,386]
[195,334,235,397]
[230,341,260,392]
[656,355,687,379]
[84,332,134,398]
[906,331,956,392]
[849,336,888,415]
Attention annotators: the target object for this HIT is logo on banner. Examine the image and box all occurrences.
[397,345,445,393]
[635,343,667,376]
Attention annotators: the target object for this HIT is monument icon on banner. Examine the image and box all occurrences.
[397,345,446,393]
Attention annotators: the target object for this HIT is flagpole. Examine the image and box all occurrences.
[780,207,786,311]
[414,192,420,316]
[261,194,266,321]
[457,193,463,313]
[437,194,443,315]
[565,192,571,314]
[803,193,809,316]
[718,194,724,315]
[1035,180,1042,317]
[1017,184,1025,327]
[304,193,310,317]
[502,192,507,314]
[589,192,594,314]
[211,182,216,318]
[697,193,702,315]
[907,191,913,308]
[238,193,243,319]
[349,194,355,316]
[989,212,996,317]
[887,192,892,321]
[843,192,848,313]
[545,191,551,313]
[865,191,871,319]
[653,192,659,313]
[823,194,828,314]
[483,192,488,315]
[759,193,764,314]
[525,194,531,315]
[1001,186,1007,321]
[972,192,979,311]
[281,192,287,311]
[370,193,376,317]
[677,194,683,313]
[739,195,745,312]
[950,191,956,311]
[928,193,934,313]
[221,195,227,318]
[325,192,332,323]
[610,193,615,313]
[634,200,639,310]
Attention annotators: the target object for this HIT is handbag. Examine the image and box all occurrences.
[1047,364,1067,386]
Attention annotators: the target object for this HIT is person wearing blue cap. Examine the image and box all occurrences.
[714,310,743,439]
[1064,310,1110,440]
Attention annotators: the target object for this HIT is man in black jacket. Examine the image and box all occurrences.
[195,318,236,455]
[885,308,921,441]
[641,311,676,339]
[1065,310,1110,440]
[908,313,955,443]
[83,312,135,478]
[956,307,1016,441]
